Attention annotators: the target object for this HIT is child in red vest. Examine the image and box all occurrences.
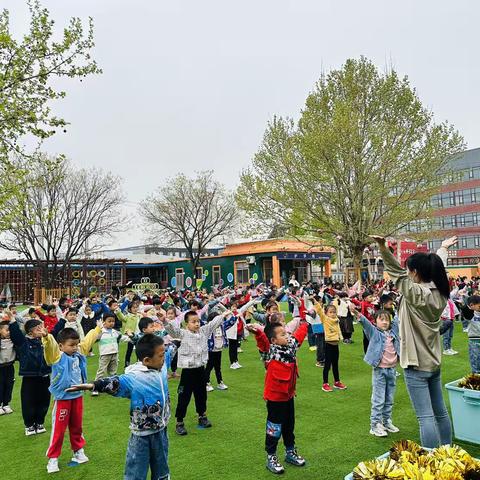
[247,320,308,475]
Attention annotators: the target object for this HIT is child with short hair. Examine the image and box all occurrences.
[63,308,85,341]
[205,310,237,392]
[66,335,171,480]
[116,302,141,368]
[0,320,15,415]
[165,309,233,435]
[8,316,64,435]
[42,322,102,473]
[462,295,480,373]
[352,307,400,437]
[91,313,124,396]
[246,320,308,474]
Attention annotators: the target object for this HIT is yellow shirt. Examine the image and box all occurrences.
[314,303,342,343]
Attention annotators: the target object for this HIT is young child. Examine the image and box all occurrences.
[0,320,15,415]
[35,304,60,333]
[352,307,400,437]
[205,310,237,392]
[461,295,480,373]
[42,322,102,473]
[63,308,85,341]
[165,309,233,435]
[247,320,308,474]
[116,302,141,368]
[314,302,347,392]
[360,291,376,353]
[8,316,64,435]
[66,335,171,480]
[92,313,124,396]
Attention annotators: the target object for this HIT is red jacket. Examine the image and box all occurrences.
[360,301,376,325]
[254,322,308,402]
[35,310,58,333]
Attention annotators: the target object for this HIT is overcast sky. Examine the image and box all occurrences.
[4,0,479,249]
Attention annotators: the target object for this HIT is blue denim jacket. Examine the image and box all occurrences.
[359,314,400,368]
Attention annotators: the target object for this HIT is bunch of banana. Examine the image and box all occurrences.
[352,458,404,479]
[390,440,427,461]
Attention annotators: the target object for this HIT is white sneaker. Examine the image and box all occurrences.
[206,383,214,392]
[2,405,13,414]
[0,407,5,416]
[25,426,37,436]
[217,382,228,390]
[235,362,243,368]
[72,448,89,464]
[237,348,243,353]
[463,328,468,333]
[383,420,400,433]
[369,423,388,437]
[91,391,99,397]
[47,458,59,473]
[230,362,239,370]
[449,349,458,355]
[443,349,454,355]
[35,424,47,434]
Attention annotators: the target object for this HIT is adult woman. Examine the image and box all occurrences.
[371,235,457,448]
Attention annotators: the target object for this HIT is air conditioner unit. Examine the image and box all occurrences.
[246,256,256,264]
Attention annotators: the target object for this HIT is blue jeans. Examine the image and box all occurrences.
[371,367,396,427]
[403,368,452,448]
[469,339,480,373]
[442,321,454,350]
[124,429,169,480]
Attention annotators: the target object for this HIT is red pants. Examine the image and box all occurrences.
[46,397,85,459]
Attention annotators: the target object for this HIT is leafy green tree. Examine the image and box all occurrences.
[236,57,465,278]
[0,0,101,227]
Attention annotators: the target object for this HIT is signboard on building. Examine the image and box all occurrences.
[388,241,428,267]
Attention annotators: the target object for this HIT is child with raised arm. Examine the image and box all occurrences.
[246,320,308,475]
[351,306,400,437]
[91,313,125,396]
[314,301,347,392]
[165,309,233,435]
[66,335,171,480]
[41,320,102,473]
[0,320,16,415]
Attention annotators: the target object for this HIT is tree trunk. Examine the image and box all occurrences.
[352,247,364,283]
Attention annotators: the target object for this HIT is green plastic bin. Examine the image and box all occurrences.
[446,378,480,444]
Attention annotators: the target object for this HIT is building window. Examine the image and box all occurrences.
[461,237,468,248]
[234,261,249,285]
[457,192,464,205]
[459,215,466,227]
[449,193,455,206]
[474,213,479,226]
[263,259,273,284]
[451,216,457,227]
[195,267,203,280]
[212,265,221,285]
[470,168,475,179]
[175,268,184,290]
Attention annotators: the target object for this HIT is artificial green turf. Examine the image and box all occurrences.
[1,321,479,479]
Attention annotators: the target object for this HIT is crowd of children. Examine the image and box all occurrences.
[0,263,478,478]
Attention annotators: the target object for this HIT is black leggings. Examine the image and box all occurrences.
[170,341,181,373]
[323,343,340,384]
[21,376,51,428]
[315,333,325,363]
[175,367,207,422]
[205,350,222,383]
[228,339,239,364]
[0,364,15,406]
[265,398,295,454]
[125,342,134,366]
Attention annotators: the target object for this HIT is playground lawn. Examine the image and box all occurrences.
[1,321,479,480]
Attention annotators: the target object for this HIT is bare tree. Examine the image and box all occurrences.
[142,171,237,283]
[0,156,125,287]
